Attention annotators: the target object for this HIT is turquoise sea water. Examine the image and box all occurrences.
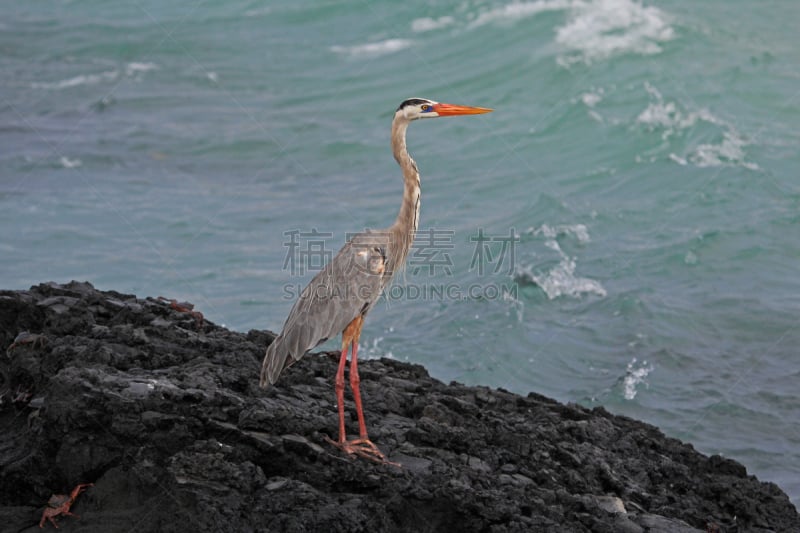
[2,1,799,504]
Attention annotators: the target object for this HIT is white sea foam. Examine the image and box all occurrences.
[330,38,413,58]
[533,223,591,244]
[636,83,717,135]
[623,357,653,400]
[638,101,698,132]
[691,131,759,170]
[669,153,688,165]
[516,256,607,299]
[556,0,674,66]
[577,89,605,122]
[515,224,605,300]
[411,16,455,33]
[32,70,118,90]
[637,82,759,170]
[466,0,673,65]
[580,89,603,108]
[125,62,158,76]
[59,156,82,169]
[32,61,158,90]
[469,0,572,28]
[365,336,393,359]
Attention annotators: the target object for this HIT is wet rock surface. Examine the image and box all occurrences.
[0,281,797,532]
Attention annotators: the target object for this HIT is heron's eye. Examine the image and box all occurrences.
[421,104,430,112]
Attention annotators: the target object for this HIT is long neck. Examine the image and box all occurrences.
[387,117,420,276]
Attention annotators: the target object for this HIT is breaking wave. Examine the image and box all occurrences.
[514,224,606,300]
[465,0,674,65]
[31,62,158,90]
[330,39,413,58]
[636,82,759,170]
[622,357,654,400]
[555,0,674,66]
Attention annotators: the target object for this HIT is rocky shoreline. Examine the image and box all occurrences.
[0,281,797,532]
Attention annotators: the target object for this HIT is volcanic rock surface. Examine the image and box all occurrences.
[0,281,797,532]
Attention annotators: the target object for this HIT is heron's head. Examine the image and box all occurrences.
[395,98,492,121]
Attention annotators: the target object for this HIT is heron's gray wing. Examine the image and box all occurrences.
[260,236,386,386]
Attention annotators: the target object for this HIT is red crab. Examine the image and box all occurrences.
[39,483,93,529]
[157,296,205,329]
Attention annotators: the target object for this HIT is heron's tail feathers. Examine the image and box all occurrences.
[260,335,293,388]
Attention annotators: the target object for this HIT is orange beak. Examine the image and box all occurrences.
[432,103,493,116]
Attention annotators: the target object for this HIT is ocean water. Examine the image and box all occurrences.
[2,0,799,505]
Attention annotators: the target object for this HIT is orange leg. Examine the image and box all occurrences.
[326,315,399,466]
[334,336,349,443]
[349,323,368,440]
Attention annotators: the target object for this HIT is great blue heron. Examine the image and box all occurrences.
[260,98,492,463]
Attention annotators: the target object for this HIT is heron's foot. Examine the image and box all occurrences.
[325,436,401,467]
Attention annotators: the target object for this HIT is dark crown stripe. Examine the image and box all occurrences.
[397,98,430,111]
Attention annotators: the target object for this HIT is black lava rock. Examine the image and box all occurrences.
[0,281,797,532]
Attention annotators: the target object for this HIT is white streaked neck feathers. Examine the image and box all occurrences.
[387,116,421,275]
